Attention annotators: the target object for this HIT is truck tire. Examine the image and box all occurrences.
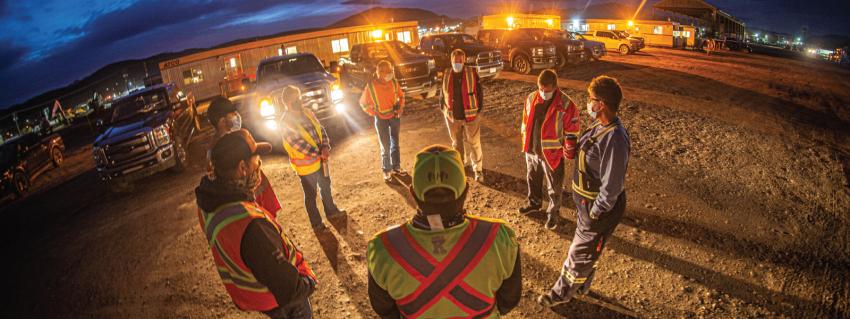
[11,171,29,199]
[512,54,532,75]
[619,45,631,55]
[51,146,63,168]
[591,48,602,61]
[556,52,568,69]
[169,140,187,174]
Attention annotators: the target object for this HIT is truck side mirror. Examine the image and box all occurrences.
[329,61,340,73]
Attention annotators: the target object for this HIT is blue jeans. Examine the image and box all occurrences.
[374,117,401,172]
[298,167,340,227]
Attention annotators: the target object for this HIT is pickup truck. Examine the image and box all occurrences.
[246,53,346,144]
[614,31,645,51]
[582,30,643,55]
[570,32,607,61]
[419,33,503,80]
[477,29,557,74]
[339,41,438,98]
[0,132,65,199]
[523,28,585,69]
[92,83,197,187]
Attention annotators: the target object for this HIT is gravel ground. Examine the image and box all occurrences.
[1,47,848,318]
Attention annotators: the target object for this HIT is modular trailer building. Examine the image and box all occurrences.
[565,19,697,48]
[158,21,419,101]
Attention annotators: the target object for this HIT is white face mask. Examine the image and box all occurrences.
[539,89,554,101]
[227,113,242,132]
[383,74,394,82]
[452,63,464,73]
[586,100,598,119]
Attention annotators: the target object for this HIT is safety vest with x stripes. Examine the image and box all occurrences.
[198,202,317,311]
[572,121,619,200]
[367,215,519,318]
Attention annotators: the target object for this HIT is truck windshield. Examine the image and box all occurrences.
[258,56,325,83]
[446,34,479,46]
[111,90,168,123]
[364,41,419,60]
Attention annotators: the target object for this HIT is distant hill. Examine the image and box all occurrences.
[330,7,455,27]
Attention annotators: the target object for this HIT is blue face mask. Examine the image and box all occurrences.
[452,63,464,73]
[586,101,598,119]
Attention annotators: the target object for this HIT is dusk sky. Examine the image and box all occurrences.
[1,0,849,108]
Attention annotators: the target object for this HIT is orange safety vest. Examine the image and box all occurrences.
[281,111,324,176]
[379,218,502,318]
[198,202,317,311]
[521,90,580,170]
[441,67,480,122]
[360,78,403,120]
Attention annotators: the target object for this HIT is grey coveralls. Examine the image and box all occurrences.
[550,117,630,300]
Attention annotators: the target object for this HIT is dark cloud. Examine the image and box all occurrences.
[0,43,27,72]
[341,0,382,5]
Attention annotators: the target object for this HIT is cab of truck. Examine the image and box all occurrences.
[583,30,642,55]
[477,29,557,74]
[523,28,585,69]
[338,41,438,98]
[246,53,346,144]
[419,33,504,80]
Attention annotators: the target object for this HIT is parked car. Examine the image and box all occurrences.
[582,30,642,55]
[614,31,645,51]
[419,33,504,80]
[523,28,585,69]
[339,41,438,98]
[570,32,607,61]
[247,53,346,144]
[477,29,557,74]
[0,133,65,199]
[92,83,197,188]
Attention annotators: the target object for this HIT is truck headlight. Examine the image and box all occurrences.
[427,58,436,70]
[265,120,278,130]
[335,103,346,113]
[152,125,171,147]
[259,99,276,117]
[330,84,344,102]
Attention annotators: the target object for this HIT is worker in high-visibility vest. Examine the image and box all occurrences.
[359,60,406,182]
[518,69,580,230]
[440,49,485,182]
[206,97,281,217]
[195,129,317,318]
[279,85,346,231]
[538,75,631,308]
[367,144,522,318]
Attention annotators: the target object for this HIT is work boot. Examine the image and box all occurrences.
[537,291,570,308]
[545,214,559,230]
[392,168,408,176]
[518,204,541,215]
[474,171,484,183]
[383,171,393,182]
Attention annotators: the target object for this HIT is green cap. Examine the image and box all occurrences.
[412,145,467,202]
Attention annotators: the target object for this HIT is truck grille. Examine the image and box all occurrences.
[476,51,502,65]
[103,132,153,164]
[396,62,429,78]
[273,81,331,113]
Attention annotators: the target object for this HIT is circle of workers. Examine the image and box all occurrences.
[196,62,630,318]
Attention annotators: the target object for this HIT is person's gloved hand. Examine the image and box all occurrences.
[564,136,577,159]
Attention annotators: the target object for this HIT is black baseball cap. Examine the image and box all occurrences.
[207,96,238,126]
[211,129,272,174]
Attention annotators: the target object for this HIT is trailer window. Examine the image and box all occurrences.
[653,26,663,34]
[607,24,616,30]
[182,68,204,85]
[396,31,412,44]
[332,38,349,53]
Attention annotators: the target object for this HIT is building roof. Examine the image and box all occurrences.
[158,21,418,71]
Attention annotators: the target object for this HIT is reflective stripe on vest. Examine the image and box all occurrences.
[379,219,500,318]
[364,79,400,117]
[572,122,617,200]
[200,203,277,310]
[442,67,479,121]
[283,112,323,175]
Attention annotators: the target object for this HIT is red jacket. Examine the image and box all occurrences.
[521,89,580,170]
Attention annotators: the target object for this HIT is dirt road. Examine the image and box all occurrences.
[2,47,848,318]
